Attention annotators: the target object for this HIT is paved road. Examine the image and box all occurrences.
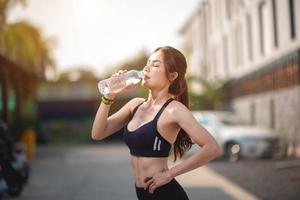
[209,157,300,200]
[16,143,258,200]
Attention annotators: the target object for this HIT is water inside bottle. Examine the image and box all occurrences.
[98,76,126,95]
[107,76,126,92]
[98,70,143,95]
[126,77,142,85]
[98,83,109,95]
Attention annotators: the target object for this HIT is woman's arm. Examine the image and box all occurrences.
[167,103,222,177]
[147,102,221,193]
[91,97,144,140]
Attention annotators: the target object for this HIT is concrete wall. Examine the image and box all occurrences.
[233,85,300,156]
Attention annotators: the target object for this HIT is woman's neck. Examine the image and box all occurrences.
[146,89,172,106]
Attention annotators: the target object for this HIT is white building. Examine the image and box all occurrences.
[180,0,300,157]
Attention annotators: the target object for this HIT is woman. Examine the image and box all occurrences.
[91,46,221,200]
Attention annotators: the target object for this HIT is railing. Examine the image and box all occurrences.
[225,49,300,98]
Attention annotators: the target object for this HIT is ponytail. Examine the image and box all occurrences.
[172,79,193,161]
[173,79,189,109]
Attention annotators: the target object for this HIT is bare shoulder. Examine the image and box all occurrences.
[126,97,146,113]
[167,100,190,112]
[165,100,191,120]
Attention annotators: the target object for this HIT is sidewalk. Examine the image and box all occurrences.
[176,164,258,200]
[17,143,258,200]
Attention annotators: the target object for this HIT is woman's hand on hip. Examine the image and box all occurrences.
[145,170,173,194]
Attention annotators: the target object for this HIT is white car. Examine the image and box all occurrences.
[190,111,280,161]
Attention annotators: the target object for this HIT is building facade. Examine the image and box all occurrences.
[180,0,300,156]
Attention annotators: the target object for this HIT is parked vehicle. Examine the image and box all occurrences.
[0,121,30,197]
[191,111,280,161]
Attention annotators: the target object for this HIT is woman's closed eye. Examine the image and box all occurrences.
[147,60,161,68]
[153,63,159,67]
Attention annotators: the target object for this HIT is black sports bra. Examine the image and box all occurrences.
[123,98,173,157]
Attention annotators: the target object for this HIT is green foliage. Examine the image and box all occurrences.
[58,66,99,82]
[118,49,149,71]
[0,21,56,75]
[103,49,149,78]
[0,0,56,143]
[188,76,230,110]
[43,118,94,144]
[0,0,56,78]
[0,0,26,24]
[10,115,36,141]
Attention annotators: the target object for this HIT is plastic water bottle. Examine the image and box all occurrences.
[98,70,144,95]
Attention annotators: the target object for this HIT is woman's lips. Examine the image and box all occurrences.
[144,75,150,79]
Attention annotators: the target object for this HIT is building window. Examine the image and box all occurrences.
[234,25,243,67]
[237,24,243,66]
[258,1,266,55]
[288,0,296,39]
[234,27,239,67]
[215,0,222,28]
[223,36,229,74]
[225,0,232,20]
[270,99,275,129]
[212,47,217,78]
[272,0,278,47]
[246,14,253,61]
[231,33,237,67]
[239,0,245,8]
[207,1,212,35]
[250,102,256,125]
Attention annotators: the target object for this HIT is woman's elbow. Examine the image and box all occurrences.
[91,131,104,141]
[211,143,222,158]
[207,142,222,159]
[91,133,99,141]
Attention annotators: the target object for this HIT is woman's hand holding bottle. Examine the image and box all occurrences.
[98,69,144,100]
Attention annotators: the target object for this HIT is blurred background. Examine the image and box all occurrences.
[0,0,299,199]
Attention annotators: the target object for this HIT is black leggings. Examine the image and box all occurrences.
[135,179,189,200]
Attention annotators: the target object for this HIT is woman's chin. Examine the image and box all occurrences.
[141,80,148,87]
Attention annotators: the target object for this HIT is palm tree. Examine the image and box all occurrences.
[0,0,56,139]
[1,21,56,77]
[1,20,56,119]
[0,0,26,50]
[1,0,55,78]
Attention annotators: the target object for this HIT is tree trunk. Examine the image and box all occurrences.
[0,63,9,123]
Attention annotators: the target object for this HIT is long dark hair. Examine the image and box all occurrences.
[154,46,193,161]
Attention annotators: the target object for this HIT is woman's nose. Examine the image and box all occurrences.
[143,65,150,72]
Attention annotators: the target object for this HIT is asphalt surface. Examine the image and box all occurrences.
[5,143,299,200]
[208,158,300,200]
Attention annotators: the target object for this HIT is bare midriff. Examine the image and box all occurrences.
[131,155,169,188]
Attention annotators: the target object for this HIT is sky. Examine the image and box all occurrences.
[8,0,200,77]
